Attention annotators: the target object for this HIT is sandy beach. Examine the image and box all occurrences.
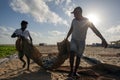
[0,46,120,80]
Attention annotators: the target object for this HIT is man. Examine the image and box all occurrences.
[11,20,32,70]
[65,7,108,77]
[11,20,32,42]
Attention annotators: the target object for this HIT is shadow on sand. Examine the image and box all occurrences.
[1,68,52,80]
[1,63,120,80]
[55,63,120,80]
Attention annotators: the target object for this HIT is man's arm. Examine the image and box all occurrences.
[65,25,73,40]
[11,33,19,38]
[28,31,32,44]
[29,35,32,43]
[11,29,20,38]
[89,23,108,48]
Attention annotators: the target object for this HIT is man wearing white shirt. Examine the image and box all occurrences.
[11,20,32,41]
[11,20,32,69]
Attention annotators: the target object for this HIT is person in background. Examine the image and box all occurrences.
[65,6,108,77]
[11,20,32,70]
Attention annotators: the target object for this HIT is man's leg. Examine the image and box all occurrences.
[73,41,85,76]
[19,51,26,68]
[74,56,81,76]
[68,51,75,76]
[25,55,30,70]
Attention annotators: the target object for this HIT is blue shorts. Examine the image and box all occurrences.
[70,39,85,57]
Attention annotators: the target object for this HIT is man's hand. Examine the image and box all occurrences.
[102,39,108,48]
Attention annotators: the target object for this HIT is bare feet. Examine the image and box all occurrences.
[73,72,80,77]
[68,72,73,77]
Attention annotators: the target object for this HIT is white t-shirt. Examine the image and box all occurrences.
[71,17,92,41]
[14,29,30,39]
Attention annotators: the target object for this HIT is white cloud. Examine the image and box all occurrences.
[0,27,14,38]
[47,36,64,44]
[63,5,74,17]
[44,0,73,19]
[0,26,15,44]
[30,31,42,37]
[49,0,76,24]
[45,0,71,5]
[10,0,29,13]
[48,30,65,36]
[55,0,71,5]
[10,0,68,26]
[65,0,72,5]
[46,30,66,44]
[30,30,66,44]
[106,25,120,41]
[106,25,120,35]
[48,0,73,17]
[0,27,7,32]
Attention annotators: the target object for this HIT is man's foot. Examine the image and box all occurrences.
[73,72,80,77]
[68,72,73,77]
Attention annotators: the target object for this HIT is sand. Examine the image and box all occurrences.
[0,46,120,80]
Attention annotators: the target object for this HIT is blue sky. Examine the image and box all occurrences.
[0,0,120,44]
